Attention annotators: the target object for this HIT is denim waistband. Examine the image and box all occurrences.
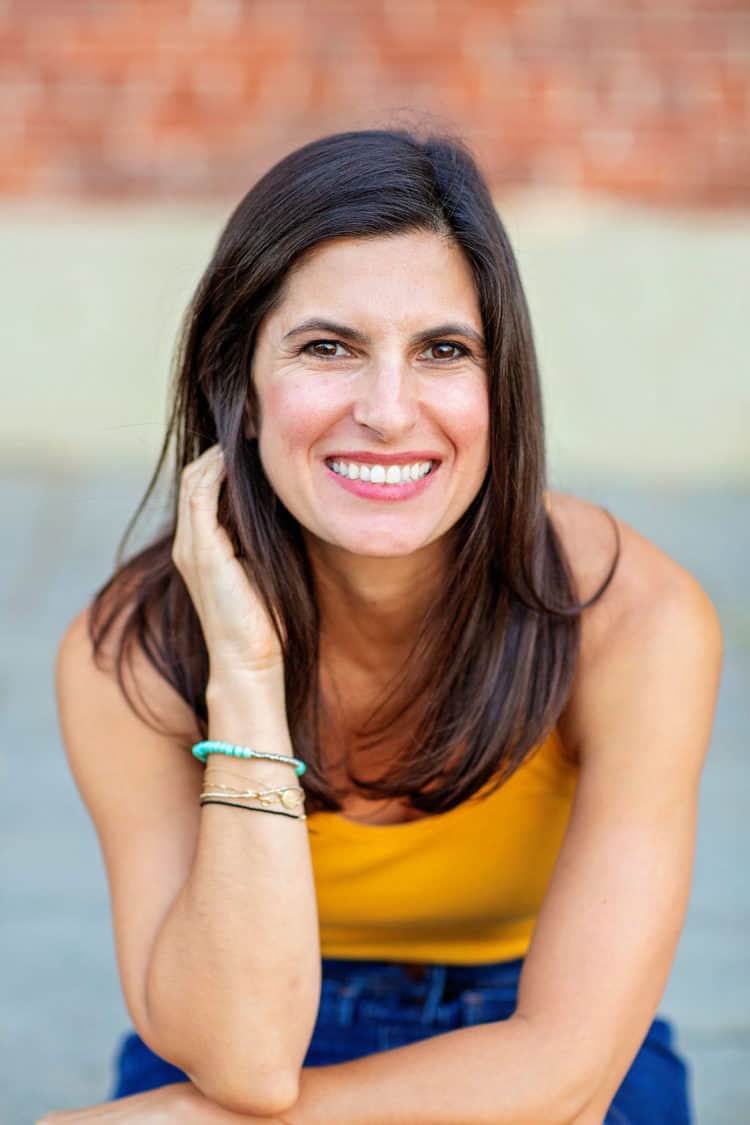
[321,955,525,985]
[320,955,525,1021]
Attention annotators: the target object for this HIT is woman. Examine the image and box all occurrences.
[43,128,721,1124]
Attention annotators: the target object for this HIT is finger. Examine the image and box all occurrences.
[187,445,226,520]
[185,442,225,484]
[174,445,226,563]
[184,449,236,567]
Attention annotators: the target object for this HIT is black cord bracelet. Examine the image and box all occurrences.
[199,797,305,820]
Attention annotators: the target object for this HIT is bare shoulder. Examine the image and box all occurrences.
[545,486,718,636]
[545,488,723,766]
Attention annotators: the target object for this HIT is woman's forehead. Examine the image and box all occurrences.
[270,232,482,333]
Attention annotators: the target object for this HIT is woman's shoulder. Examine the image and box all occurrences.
[546,488,719,765]
[546,486,706,620]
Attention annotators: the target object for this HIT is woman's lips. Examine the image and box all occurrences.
[323,460,440,501]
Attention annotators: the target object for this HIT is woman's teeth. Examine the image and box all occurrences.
[327,459,434,485]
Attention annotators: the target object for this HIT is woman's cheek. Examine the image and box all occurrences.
[265,377,341,456]
[427,379,489,450]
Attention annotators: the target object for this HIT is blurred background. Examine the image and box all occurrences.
[1,1,748,1121]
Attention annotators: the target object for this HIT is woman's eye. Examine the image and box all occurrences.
[424,341,469,361]
[301,339,350,358]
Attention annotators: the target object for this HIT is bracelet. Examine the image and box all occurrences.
[201,782,305,797]
[202,768,306,793]
[200,797,306,820]
[200,783,306,811]
[192,739,306,776]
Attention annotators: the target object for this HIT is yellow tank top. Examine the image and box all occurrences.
[306,726,578,964]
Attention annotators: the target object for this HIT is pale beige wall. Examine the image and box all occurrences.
[1,193,747,485]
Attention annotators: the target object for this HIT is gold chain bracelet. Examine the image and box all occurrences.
[200,782,306,812]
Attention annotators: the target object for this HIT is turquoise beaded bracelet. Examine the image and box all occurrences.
[191,739,306,777]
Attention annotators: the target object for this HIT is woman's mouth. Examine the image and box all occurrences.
[323,457,440,501]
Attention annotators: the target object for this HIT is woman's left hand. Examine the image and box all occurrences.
[35,1080,300,1123]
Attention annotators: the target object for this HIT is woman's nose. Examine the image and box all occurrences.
[351,361,419,439]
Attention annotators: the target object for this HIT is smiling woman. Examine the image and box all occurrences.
[44,128,721,1124]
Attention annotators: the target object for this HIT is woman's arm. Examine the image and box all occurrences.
[57,447,323,1116]
[146,674,321,1112]
[57,614,321,1118]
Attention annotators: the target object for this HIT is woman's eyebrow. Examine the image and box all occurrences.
[283,317,486,349]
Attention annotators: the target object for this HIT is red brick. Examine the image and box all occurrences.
[0,0,746,206]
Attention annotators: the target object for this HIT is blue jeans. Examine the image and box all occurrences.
[110,955,692,1123]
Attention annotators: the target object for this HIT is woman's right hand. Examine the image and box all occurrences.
[172,443,285,685]
[36,1080,298,1123]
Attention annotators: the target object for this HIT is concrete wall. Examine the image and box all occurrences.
[2,192,747,485]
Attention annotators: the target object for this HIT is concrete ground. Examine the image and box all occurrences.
[1,466,748,1124]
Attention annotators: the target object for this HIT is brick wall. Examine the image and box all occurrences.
[1,0,748,206]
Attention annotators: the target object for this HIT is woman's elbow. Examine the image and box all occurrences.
[188,1058,300,1118]
[141,992,304,1114]
[139,1019,302,1117]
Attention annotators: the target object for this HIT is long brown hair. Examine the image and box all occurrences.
[88,127,620,816]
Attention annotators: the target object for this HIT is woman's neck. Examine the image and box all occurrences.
[307,537,447,671]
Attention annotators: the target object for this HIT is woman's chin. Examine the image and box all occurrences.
[309,527,435,559]
[334,538,427,559]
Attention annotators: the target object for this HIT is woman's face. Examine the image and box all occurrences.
[248,229,490,559]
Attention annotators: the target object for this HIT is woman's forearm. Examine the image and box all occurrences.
[143,675,321,1117]
[175,1015,592,1125]
[287,1016,590,1125]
